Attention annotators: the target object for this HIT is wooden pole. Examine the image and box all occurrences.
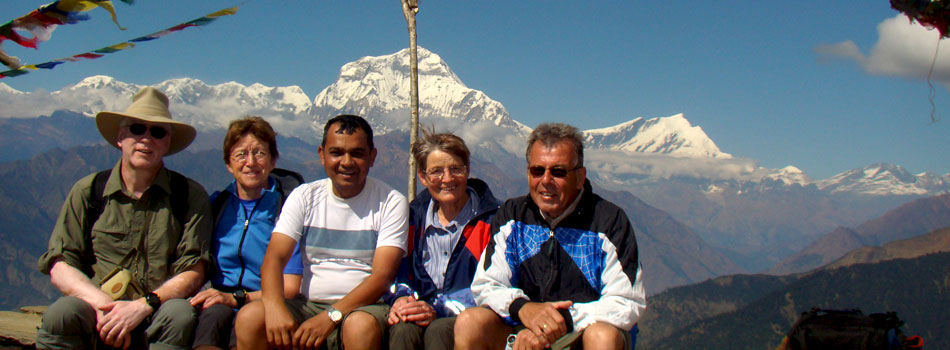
[401,0,420,201]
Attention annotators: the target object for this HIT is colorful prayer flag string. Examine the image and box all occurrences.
[0,6,238,79]
[0,0,133,68]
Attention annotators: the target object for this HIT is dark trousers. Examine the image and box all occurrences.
[192,304,237,349]
[388,316,455,350]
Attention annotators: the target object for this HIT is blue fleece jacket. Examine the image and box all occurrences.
[210,177,302,291]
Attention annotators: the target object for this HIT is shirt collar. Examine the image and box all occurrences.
[104,160,172,197]
[225,176,276,197]
[425,187,477,231]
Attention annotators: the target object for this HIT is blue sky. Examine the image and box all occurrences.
[2,1,949,179]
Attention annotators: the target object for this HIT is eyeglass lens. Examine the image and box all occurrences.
[529,166,571,178]
[427,166,466,179]
[129,123,168,139]
[232,149,268,162]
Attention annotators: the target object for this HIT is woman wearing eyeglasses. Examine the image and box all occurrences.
[386,130,501,350]
[190,116,304,350]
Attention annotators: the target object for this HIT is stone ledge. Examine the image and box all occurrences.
[0,307,42,349]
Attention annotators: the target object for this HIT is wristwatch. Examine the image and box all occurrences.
[144,292,161,311]
[232,289,247,307]
[326,305,343,324]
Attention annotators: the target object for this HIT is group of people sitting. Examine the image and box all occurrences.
[35,86,645,350]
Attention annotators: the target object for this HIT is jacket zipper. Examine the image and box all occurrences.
[235,198,260,288]
[543,226,557,301]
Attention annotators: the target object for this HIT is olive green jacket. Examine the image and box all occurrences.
[38,161,212,299]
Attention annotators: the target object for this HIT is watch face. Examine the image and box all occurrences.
[328,309,343,322]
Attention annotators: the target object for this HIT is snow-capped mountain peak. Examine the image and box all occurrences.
[70,75,126,89]
[583,113,732,159]
[764,165,811,186]
[0,82,24,95]
[1,75,316,135]
[65,75,141,96]
[817,163,950,195]
[3,47,947,198]
[154,78,311,114]
[311,47,529,135]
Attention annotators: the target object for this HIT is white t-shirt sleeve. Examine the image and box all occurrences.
[273,182,309,242]
[375,189,409,252]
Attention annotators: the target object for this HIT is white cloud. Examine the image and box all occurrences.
[816,14,950,85]
[585,149,758,181]
[411,116,528,157]
[815,40,865,64]
[0,88,94,118]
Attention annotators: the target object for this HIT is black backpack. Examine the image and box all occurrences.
[210,168,304,224]
[783,308,923,350]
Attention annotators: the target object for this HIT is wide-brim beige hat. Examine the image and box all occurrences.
[96,86,196,155]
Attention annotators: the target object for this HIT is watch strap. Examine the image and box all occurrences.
[145,292,161,310]
[232,289,247,307]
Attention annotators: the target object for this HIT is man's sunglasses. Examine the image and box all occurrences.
[128,123,168,139]
[528,166,581,178]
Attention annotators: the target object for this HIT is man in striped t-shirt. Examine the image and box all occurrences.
[235,115,409,350]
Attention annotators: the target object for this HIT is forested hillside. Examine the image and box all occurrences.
[642,252,950,349]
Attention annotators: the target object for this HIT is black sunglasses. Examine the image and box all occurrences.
[129,123,168,139]
[528,165,580,178]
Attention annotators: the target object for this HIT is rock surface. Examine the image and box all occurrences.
[0,306,43,349]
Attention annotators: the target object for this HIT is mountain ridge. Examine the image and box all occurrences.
[584,113,732,159]
[3,47,949,198]
[822,227,950,270]
[639,225,950,349]
[0,49,739,164]
[769,193,950,275]
[6,76,948,196]
[645,252,949,350]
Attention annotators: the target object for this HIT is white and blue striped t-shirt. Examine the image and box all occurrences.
[274,176,408,302]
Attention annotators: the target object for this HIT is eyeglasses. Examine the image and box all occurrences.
[425,165,467,181]
[231,149,269,162]
[128,123,168,139]
[528,165,581,178]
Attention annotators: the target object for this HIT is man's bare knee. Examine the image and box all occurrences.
[582,322,624,350]
[233,301,269,350]
[342,310,382,349]
[343,310,381,335]
[234,302,265,337]
[457,307,498,326]
[455,307,509,350]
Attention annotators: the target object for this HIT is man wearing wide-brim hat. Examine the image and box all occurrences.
[37,87,213,350]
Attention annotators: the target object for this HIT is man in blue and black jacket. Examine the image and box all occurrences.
[455,123,646,350]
